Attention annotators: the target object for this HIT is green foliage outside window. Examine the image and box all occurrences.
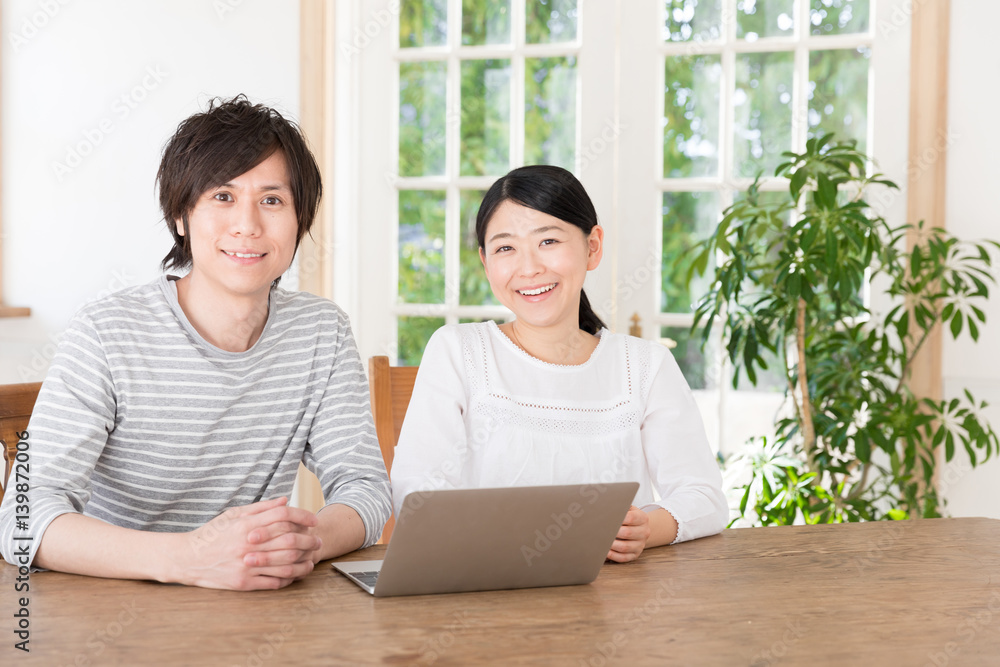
[459,190,497,306]
[737,0,794,40]
[524,57,577,171]
[809,48,870,152]
[400,0,447,48]
[663,55,720,178]
[399,62,447,177]
[461,59,511,177]
[462,0,510,45]
[398,191,446,305]
[398,317,446,366]
[526,0,578,43]
[810,0,869,35]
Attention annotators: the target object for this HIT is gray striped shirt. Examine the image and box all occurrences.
[0,275,391,566]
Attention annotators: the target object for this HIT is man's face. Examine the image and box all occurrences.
[178,151,298,304]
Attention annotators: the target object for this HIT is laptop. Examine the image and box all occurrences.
[331,482,639,597]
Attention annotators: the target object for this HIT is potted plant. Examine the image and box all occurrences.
[687,134,999,525]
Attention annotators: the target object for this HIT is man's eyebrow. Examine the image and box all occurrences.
[487,225,565,244]
[215,182,291,191]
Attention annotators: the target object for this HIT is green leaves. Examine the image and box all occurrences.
[790,167,809,203]
[691,134,1000,527]
[950,310,963,338]
[814,173,839,210]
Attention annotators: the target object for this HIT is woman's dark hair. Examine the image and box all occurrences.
[475,165,607,335]
[156,95,322,273]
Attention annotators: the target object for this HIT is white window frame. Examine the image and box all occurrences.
[389,0,584,344]
[606,0,913,454]
[349,0,619,363]
[653,0,880,334]
[340,0,913,456]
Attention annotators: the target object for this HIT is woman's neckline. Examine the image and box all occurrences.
[487,320,607,370]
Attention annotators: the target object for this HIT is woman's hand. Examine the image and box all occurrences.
[607,506,652,563]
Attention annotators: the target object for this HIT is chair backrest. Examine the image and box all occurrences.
[368,356,418,543]
[0,382,43,505]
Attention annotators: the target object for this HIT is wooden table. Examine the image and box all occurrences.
[2,518,998,666]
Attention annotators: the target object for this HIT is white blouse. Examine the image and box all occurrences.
[390,321,729,543]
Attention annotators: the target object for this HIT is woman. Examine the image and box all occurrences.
[390,165,727,562]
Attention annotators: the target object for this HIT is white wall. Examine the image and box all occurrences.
[0,0,300,383]
[940,1,1000,519]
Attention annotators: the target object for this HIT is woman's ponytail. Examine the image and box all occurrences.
[578,289,606,335]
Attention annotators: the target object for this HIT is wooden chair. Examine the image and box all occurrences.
[0,382,43,505]
[368,356,418,544]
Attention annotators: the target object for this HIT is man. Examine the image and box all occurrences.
[0,96,390,590]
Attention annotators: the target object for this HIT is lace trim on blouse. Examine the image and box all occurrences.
[460,324,653,436]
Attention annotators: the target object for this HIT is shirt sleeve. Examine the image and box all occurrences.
[640,347,729,543]
[302,307,392,549]
[0,312,116,567]
[388,326,471,518]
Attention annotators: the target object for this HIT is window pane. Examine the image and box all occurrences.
[663,0,723,42]
[663,55,721,178]
[461,59,511,176]
[462,0,511,46]
[400,0,448,48]
[809,48,870,152]
[737,0,794,40]
[734,51,793,179]
[400,62,447,177]
[524,57,577,171]
[459,189,498,305]
[398,317,445,365]
[526,0,578,44]
[810,0,869,35]
[398,190,446,304]
[660,326,717,390]
[661,191,719,314]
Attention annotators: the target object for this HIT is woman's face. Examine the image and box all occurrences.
[479,201,603,330]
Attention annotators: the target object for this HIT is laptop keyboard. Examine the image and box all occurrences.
[353,570,380,587]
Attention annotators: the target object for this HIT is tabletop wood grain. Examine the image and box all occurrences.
[2,517,998,666]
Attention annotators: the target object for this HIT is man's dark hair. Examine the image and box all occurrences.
[156,95,322,272]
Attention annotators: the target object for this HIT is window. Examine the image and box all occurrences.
[656,0,874,393]
[348,0,909,453]
[393,0,582,363]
